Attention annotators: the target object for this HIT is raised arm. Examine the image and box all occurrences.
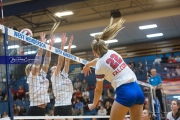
[42,34,55,73]
[31,32,46,76]
[63,35,74,74]
[55,33,67,76]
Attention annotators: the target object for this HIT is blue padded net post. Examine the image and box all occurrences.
[3,27,14,120]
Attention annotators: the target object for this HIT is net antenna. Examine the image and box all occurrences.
[0,0,4,25]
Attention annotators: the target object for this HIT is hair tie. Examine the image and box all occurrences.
[94,35,100,42]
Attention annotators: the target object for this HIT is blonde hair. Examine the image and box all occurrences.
[91,40,108,57]
[25,64,33,76]
[92,17,125,56]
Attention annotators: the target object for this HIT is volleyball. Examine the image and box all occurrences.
[20,28,33,37]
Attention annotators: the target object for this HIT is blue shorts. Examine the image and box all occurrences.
[115,82,145,107]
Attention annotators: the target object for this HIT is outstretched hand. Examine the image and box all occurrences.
[50,34,55,46]
[40,32,46,43]
[69,35,74,46]
[61,33,67,46]
[88,104,95,111]
[83,65,92,77]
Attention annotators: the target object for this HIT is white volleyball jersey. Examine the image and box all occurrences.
[27,69,50,106]
[51,70,73,106]
[96,50,137,90]
[167,112,180,120]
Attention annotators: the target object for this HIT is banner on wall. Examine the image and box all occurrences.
[162,80,180,94]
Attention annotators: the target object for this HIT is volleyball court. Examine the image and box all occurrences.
[0,25,158,120]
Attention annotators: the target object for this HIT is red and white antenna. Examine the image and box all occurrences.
[0,0,4,25]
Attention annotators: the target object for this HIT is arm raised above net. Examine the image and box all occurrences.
[42,34,55,73]
[63,35,74,74]
[31,32,45,76]
[55,33,67,76]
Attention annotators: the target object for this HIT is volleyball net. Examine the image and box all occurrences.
[0,25,156,120]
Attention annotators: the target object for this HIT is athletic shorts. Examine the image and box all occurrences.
[54,105,72,116]
[115,82,145,107]
[26,106,45,120]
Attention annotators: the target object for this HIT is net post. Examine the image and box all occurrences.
[3,26,14,120]
[150,86,156,116]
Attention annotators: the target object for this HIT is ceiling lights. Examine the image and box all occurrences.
[139,24,163,38]
[146,33,163,38]
[139,24,157,30]
[105,39,118,44]
[55,11,74,17]
[173,96,180,98]
[64,45,76,49]
[47,38,61,43]
[90,32,103,37]
[8,45,19,49]
[24,51,36,55]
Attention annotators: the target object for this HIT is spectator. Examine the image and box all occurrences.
[13,103,20,116]
[153,55,161,66]
[19,106,26,116]
[0,88,5,101]
[2,111,8,118]
[129,59,136,67]
[137,61,144,75]
[143,98,149,110]
[75,98,84,115]
[73,88,77,93]
[75,88,82,100]
[148,68,164,115]
[105,101,111,116]
[74,78,81,90]
[47,88,54,105]
[82,88,90,99]
[167,100,180,120]
[104,89,114,105]
[142,109,155,120]
[11,86,16,100]
[82,95,90,112]
[175,55,180,63]
[161,54,168,63]
[16,86,25,100]
[10,74,16,86]
[171,69,178,77]
[176,65,180,76]
[168,53,175,63]
[9,41,25,56]
[96,101,103,111]
[81,79,88,92]
[97,106,107,120]
[129,62,136,74]
[71,94,77,108]
[72,107,76,116]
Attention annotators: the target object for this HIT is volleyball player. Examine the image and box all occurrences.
[83,18,145,120]
[51,33,74,120]
[25,32,55,117]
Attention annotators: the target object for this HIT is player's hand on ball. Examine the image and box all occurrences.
[88,104,95,111]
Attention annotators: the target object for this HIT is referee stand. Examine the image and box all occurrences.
[154,98,161,120]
